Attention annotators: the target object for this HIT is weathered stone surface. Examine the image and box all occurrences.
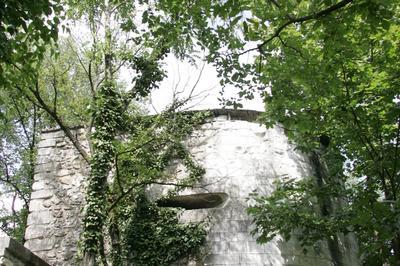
[30,190,53,199]
[0,236,50,266]
[25,128,89,266]
[27,211,54,225]
[25,110,359,266]
[164,112,359,265]
[29,199,49,212]
[37,139,56,148]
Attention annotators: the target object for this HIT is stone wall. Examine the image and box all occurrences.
[0,236,49,266]
[150,113,343,265]
[25,109,359,265]
[24,128,89,265]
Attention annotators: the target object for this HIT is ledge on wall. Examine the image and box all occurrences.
[157,192,229,210]
[39,109,263,133]
[0,236,50,266]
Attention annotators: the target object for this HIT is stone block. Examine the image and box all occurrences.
[30,190,53,199]
[228,241,245,253]
[27,210,54,225]
[25,225,51,239]
[209,241,229,254]
[34,172,54,181]
[57,169,71,177]
[245,241,265,253]
[41,130,66,139]
[32,181,46,191]
[239,253,283,265]
[24,237,55,252]
[29,200,49,212]
[59,175,74,185]
[228,220,251,232]
[38,139,56,148]
[34,163,54,174]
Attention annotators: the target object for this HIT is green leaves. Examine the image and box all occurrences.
[0,0,62,70]
[125,195,206,265]
[156,0,400,264]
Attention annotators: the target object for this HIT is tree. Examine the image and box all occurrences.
[0,1,63,239]
[2,1,209,264]
[0,88,40,241]
[154,0,400,264]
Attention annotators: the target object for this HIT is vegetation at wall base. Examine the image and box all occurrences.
[125,194,206,265]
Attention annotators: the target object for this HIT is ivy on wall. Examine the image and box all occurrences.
[125,194,206,265]
[81,110,210,265]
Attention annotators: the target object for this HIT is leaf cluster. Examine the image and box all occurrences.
[124,194,206,265]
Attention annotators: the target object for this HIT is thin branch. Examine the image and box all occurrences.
[52,65,58,114]
[277,35,304,58]
[117,137,157,156]
[11,98,31,145]
[114,155,124,193]
[392,116,400,192]
[110,2,125,14]
[240,0,353,55]
[341,65,379,160]
[0,173,29,208]
[26,82,90,163]
[269,0,280,8]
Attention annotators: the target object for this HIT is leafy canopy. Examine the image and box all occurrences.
[156,0,400,264]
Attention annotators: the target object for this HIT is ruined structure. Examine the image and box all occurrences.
[23,109,359,265]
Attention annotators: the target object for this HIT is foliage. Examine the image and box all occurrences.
[155,0,400,264]
[60,1,215,262]
[124,194,206,265]
[0,0,64,239]
[2,3,210,264]
[0,208,28,241]
[105,110,209,265]
[0,87,41,241]
[248,176,348,246]
[0,0,62,85]
[0,0,61,238]
[248,2,400,264]
[81,81,122,255]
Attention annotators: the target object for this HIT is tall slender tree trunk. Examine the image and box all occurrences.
[82,1,118,265]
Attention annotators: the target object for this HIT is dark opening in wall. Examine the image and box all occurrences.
[157,193,228,210]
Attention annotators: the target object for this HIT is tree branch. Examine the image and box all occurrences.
[0,162,29,208]
[27,82,90,163]
[392,116,400,192]
[240,0,354,55]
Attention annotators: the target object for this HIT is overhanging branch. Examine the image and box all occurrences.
[240,0,354,55]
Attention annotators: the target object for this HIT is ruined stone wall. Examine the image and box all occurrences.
[25,110,359,265]
[151,113,342,265]
[24,128,89,265]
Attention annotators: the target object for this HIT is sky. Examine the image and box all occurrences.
[138,54,265,113]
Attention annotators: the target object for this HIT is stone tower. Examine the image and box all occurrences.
[24,109,359,265]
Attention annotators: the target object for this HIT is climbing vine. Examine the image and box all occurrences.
[79,107,209,265]
[81,81,122,259]
[105,110,209,265]
[125,194,207,265]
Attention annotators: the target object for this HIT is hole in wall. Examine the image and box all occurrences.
[157,192,229,210]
